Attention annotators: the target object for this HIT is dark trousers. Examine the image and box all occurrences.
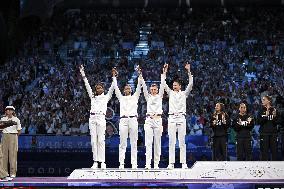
[260,134,278,161]
[236,138,252,161]
[212,136,227,161]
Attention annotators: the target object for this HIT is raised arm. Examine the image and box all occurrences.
[184,63,193,97]
[113,77,122,101]
[106,68,118,101]
[141,76,149,101]
[161,64,171,95]
[134,76,142,98]
[158,77,165,98]
[79,65,94,99]
[110,67,122,101]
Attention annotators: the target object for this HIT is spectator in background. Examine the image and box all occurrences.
[105,122,119,148]
[193,120,203,136]
[79,119,89,135]
[105,122,118,139]
[45,122,55,135]
[28,122,37,135]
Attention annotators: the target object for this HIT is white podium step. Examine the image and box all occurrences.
[68,161,284,180]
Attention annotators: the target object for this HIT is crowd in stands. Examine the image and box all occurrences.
[0,8,283,143]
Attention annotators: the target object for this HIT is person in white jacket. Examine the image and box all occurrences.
[113,67,142,169]
[79,65,116,169]
[161,63,193,169]
[140,73,164,169]
[1,106,21,178]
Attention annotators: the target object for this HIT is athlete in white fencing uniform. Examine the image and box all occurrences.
[79,65,116,169]
[140,74,164,169]
[113,68,142,169]
[161,63,193,169]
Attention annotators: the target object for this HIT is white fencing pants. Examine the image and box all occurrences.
[144,117,162,166]
[119,117,138,166]
[89,115,106,163]
[168,115,186,164]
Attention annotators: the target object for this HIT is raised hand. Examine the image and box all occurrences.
[136,65,142,76]
[265,108,270,117]
[272,108,277,117]
[163,63,168,74]
[185,63,191,73]
[79,65,86,77]
[247,117,252,124]
[222,113,226,124]
[112,67,118,77]
[238,118,242,125]
[212,114,217,125]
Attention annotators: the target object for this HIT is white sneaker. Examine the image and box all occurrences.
[91,162,98,169]
[119,164,124,169]
[145,164,151,169]
[182,163,188,169]
[0,177,9,182]
[10,175,16,178]
[101,162,106,169]
[167,163,174,169]
[154,164,159,169]
[1,177,13,181]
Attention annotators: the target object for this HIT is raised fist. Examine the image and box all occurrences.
[185,63,191,72]
[112,67,118,77]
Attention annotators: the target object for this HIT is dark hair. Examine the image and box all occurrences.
[93,83,105,96]
[263,95,272,103]
[95,83,105,89]
[213,102,226,116]
[239,102,247,108]
[173,79,181,85]
[106,122,118,135]
[219,103,225,112]
[124,84,132,88]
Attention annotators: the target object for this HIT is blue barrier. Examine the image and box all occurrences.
[19,135,209,149]
[16,135,267,177]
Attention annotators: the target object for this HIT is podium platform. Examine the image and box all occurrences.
[68,161,284,181]
[0,162,283,188]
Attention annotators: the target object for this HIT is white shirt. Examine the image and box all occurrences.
[141,77,164,115]
[46,124,55,134]
[194,123,203,136]
[114,77,141,117]
[83,77,115,115]
[161,73,193,115]
[1,116,21,134]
